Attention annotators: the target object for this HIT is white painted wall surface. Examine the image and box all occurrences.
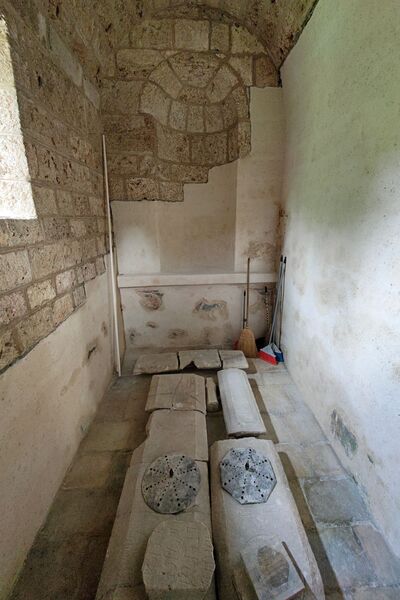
[0,273,113,596]
[235,87,284,274]
[113,87,284,351]
[281,0,400,555]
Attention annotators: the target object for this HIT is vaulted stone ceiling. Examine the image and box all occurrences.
[96,0,319,68]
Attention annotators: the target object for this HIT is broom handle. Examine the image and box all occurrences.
[269,256,284,344]
[245,257,250,327]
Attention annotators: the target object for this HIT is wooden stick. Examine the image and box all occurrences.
[102,134,122,377]
[245,257,250,327]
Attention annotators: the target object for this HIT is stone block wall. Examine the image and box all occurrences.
[0,0,108,373]
[101,7,279,203]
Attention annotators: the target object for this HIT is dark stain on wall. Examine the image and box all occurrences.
[331,409,358,457]
[136,289,164,311]
[168,328,187,339]
[193,298,228,321]
[146,321,159,328]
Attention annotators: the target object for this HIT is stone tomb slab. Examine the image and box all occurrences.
[219,350,249,370]
[134,352,179,375]
[96,446,215,600]
[146,373,206,414]
[210,438,324,600]
[179,349,222,370]
[140,409,208,462]
[142,521,215,600]
[206,377,220,413]
[218,368,266,437]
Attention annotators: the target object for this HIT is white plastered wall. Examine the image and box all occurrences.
[113,87,285,350]
[0,273,113,596]
[281,0,400,556]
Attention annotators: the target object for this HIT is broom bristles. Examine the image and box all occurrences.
[237,327,258,358]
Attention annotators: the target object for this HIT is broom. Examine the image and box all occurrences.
[237,258,258,358]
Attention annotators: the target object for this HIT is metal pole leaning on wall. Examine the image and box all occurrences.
[102,134,122,377]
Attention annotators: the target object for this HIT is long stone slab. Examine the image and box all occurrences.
[210,438,325,600]
[96,446,215,600]
[139,409,209,462]
[133,352,179,375]
[218,368,266,437]
[179,349,222,370]
[146,373,206,414]
[219,350,249,370]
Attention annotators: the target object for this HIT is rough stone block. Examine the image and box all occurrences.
[73,284,86,307]
[206,378,220,413]
[219,350,249,369]
[170,53,220,88]
[27,279,56,309]
[191,132,227,166]
[48,24,82,87]
[156,125,190,163]
[175,20,209,51]
[0,250,32,292]
[211,22,230,54]
[0,291,27,326]
[231,25,264,54]
[101,80,143,115]
[131,20,174,50]
[158,182,184,202]
[15,305,54,353]
[126,177,159,201]
[179,349,221,370]
[146,373,206,414]
[52,294,74,326]
[96,256,106,275]
[218,368,266,437]
[142,521,215,600]
[149,60,183,99]
[204,105,224,133]
[187,105,205,133]
[140,82,171,126]
[207,65,239,103]
[0,330,19,371]
[169,100,188,131]
[210,438,324,600]
[230,56,253,86]
[254,55,279,88]
[117,49,163,79]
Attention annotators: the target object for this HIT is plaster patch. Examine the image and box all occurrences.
[331,410,358,457]
[136,289,164,311]
[245,240,275,261]
[193,298,228,321]
[168,328,187,339]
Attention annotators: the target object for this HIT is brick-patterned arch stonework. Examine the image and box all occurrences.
[102,10,279,202]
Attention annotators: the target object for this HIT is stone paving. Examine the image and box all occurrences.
[9,360,400,599]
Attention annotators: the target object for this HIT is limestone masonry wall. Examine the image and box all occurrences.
[0,0,108,373]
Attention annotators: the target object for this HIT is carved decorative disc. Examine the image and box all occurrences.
[142,454,201,514]
[220,448,276,504]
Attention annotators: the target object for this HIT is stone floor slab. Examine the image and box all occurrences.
[219,350,249,369]
[277,442,346,480]
[352,588,400,599]
[303,478,370,525]
[353,523,400,586]
[308,526,377,591]
[146,373,206,414]
[80,421,135,453]
[268,407,327,446]
[62,452,114,490]
[218,368,266,437]
[210,438,324,600]
[133,352,179,375]
[179,349,221,370]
